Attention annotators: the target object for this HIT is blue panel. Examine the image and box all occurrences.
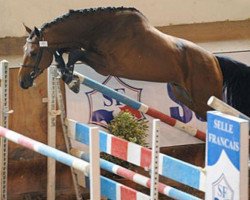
[162,155,200,190]
[168,187,201,200]
[101,176,117,200]
[75,122,90,145]
[99,130,108,152]
[75,123,108,153]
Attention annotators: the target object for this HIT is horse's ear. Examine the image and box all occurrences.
[23,23,32,34]
[34,27,40,37]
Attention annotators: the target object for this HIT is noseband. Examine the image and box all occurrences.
[21,31,50,80]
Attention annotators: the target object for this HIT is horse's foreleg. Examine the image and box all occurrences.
[64,49,108,93]
[63,49,88,93]
[54,50,80,93]
[54,51,70,79]
[54,51,66,72]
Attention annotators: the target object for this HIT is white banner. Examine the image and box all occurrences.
[66,64,205,147]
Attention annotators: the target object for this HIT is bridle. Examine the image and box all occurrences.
[21,30,51,80]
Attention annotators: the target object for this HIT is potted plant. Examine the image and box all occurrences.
[101,110,149,170]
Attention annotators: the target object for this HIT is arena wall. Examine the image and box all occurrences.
[0,0,250,38]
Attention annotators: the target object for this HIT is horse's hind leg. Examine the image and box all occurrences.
[170,83,193,108]
[169,83,212,120]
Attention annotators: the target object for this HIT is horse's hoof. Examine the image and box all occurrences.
[68,76,80,93]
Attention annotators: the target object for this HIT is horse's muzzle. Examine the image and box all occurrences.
[19,76,34,89]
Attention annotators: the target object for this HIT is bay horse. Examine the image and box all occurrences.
[19,7,250,119]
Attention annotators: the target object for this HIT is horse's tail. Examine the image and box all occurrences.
[215,55,250,117]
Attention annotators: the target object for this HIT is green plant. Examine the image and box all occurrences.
[101,110,149,168]
[108,111,148,146]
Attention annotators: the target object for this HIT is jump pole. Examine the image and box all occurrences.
[100,176,151,199]
[74,72,206,141]
[68,112,249,200]
[72,148,201,200]
[68,113,248,200]
[0,126,100,200]
[207,96,250,123]
[67,119,206,192]
[71,129,201,200]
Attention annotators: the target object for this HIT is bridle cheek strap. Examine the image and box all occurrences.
[30,46,45,79]
[22,34,49,80]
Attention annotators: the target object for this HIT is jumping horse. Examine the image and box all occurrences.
[19,7,250,119]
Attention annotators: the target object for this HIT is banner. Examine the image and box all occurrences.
[66,65,206,147]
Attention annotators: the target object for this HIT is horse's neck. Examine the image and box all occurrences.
[42,14,112,50]
[42,23,86,49]
[42,11,143,51]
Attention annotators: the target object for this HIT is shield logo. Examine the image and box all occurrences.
[212,174,234,200]
[86,76,144,128]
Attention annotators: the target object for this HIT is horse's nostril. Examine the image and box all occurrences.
[19,77,33,89]
[20,80,29,89]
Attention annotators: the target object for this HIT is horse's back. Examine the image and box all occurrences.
[98,19,224,118]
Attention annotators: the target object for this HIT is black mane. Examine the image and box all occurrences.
[40,7,141,32]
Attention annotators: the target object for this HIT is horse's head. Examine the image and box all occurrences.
[19,25,53,89]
